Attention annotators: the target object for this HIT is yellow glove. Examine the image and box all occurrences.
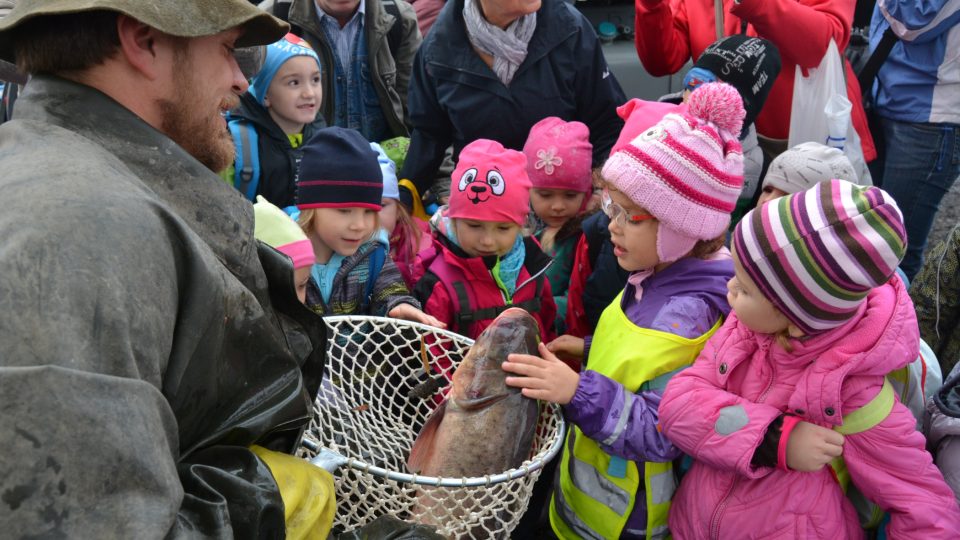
[251,445,336,540]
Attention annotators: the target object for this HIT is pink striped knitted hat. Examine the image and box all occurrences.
[602,82,745,263]
[733,179,907,334]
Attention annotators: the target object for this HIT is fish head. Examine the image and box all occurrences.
[451,308,540,406]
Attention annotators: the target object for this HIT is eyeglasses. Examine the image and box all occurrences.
[601,189,656,227]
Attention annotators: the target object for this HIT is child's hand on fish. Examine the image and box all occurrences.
[502,342,580,405]
[389,303,447,329]
[546,335,585,360]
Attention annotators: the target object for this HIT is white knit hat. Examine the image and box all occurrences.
[762,142,858,194]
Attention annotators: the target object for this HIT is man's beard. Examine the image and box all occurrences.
[158,94,237,173]
[157,49,238,173]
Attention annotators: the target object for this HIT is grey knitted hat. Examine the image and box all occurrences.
[762,142,859,194]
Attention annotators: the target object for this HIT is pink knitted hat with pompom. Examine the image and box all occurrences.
[602,82,745,263]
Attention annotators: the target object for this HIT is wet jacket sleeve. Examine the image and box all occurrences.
[841,384,960,538]
[371,254,421,316]
[659,335,783,479]
[731,0,853,68]
[0,209,285,538]
[564,371,682,462]
[634,0,695,76]
[572,11,627,164]
[399,50,453,195]
[878,0,960,42]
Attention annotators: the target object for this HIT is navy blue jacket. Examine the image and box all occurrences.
[399,0,626,194]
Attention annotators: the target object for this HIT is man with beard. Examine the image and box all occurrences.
[0,1,333,537]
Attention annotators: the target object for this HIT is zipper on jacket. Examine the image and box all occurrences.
[755,339,777,404]
[513,259,553,293]
[708,338,774,539]
[709,475,738,540]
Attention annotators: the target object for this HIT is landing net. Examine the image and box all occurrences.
[298,316,566,539]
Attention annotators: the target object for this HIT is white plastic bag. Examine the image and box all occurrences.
[788,40,872,185]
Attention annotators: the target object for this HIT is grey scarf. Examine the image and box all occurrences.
[463,0,537,86]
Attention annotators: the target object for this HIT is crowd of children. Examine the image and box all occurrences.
[229,29,960,540]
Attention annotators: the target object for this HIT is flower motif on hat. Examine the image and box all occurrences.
[535,147,563,176]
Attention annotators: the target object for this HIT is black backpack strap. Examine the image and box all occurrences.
[380,0,404,58]
[451,276,545,331]
[512,274,544,314]
[858,27,898,97]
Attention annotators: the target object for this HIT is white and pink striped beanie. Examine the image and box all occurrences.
[602,82,745,262]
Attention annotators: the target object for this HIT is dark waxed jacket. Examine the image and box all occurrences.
[284,0,421,138]
[399,0,626,194]
[0,76,325,538]
[227,91,325,208]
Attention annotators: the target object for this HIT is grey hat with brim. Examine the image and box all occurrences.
[0,0,289,63]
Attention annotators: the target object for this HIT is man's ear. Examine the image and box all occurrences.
[116,14,164,80]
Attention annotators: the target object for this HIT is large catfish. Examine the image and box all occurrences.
[407,308,540,478]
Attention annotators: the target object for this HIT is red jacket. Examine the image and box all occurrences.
[634,0,876,161]
[416,236,557,344]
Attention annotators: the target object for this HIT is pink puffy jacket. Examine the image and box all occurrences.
[660,277,960,539]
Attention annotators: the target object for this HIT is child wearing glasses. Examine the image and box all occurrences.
[502,82,746,540]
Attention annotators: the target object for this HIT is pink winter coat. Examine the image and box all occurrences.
[660,277,960,539]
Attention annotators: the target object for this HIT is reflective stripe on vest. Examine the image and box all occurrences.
[827,377,896,529]
[550,291,722,540]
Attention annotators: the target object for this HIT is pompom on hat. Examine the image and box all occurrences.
[253,196,315,269]
[602,82,745,263]
[448,139,531,226]
[733,179,907,334]
[522,117,593,195]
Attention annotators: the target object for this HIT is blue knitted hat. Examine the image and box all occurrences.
[296,127,384,210]
[249,33,321,105]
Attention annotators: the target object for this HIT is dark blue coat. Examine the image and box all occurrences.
[399,0,626,194]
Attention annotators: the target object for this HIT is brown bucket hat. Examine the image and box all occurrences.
[0,0,289,63]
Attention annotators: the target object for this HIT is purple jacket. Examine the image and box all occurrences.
[565,255,733,535]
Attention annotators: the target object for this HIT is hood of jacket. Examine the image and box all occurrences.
[230,91,325,143]
[717,275,919,426]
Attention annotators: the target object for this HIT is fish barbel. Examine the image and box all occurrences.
[407,308,541,478]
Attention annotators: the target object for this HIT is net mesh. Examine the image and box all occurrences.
[298,316,565,539]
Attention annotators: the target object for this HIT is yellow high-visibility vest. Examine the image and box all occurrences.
[551,291,722,539]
